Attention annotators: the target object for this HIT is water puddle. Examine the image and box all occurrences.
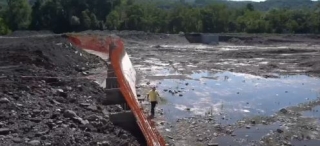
[291,140,320,146]
[155,71,320,123]
[215,123,280,146]
[302,106,320,120]
[233,123,280,140]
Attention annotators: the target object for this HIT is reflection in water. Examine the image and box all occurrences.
[156,71,320,123]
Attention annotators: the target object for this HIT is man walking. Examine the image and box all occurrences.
[146,87,160,117]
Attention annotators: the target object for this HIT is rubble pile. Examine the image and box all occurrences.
[0,36,140,146]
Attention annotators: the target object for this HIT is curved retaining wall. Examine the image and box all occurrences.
[66,34,166,146]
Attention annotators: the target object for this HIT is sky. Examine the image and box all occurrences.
[229,0,318,1]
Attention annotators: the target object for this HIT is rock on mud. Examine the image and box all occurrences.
[0,98,10,104]
[208,143,219,146]
[64,110,78,118]
[0,128,11,135]
[28,140,41,146]
[0,36,140,146]
[279,108,288,114]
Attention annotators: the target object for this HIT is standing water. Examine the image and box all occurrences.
[154,71,320,123]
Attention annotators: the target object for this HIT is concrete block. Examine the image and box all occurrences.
[105,77,119,89]
[102,88,126,105]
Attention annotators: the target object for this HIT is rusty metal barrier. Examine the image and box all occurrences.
[67,34,166,146]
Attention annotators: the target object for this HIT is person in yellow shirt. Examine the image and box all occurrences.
[146,86,160,117]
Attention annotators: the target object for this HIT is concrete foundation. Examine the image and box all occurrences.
[110,111,147,145]
[185,33,219,45]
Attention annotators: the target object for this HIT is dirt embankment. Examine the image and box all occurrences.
[218,34,320,45]
[0,36,140,146]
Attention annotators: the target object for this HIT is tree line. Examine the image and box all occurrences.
[0,0,320,35]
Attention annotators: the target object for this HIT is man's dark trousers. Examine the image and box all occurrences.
[150,101,157,116]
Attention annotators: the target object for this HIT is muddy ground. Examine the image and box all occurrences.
[1,31,320,146]
[121,32,320,146]
[0,35,141,146]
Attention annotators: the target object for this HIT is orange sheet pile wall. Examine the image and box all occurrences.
[67,34,166,146]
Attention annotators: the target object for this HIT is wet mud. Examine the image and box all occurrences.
[124,33,320,146]
[1,31,320,146]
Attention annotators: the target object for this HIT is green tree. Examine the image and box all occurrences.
[81,10,91,30]
[237,10,267,33]
[30,0,44,30]
[0,17,11,35]
[106,10,121,30]
[5,0,32,30]
[90,13,99,29]
[38,0,69,33]
[246,3,254,11]
[201,4,229,33]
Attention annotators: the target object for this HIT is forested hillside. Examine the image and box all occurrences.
[193,0,317,11]
[0,0,320,35]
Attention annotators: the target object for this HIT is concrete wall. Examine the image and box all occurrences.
[201,34,219,45]
[185,33,219,45]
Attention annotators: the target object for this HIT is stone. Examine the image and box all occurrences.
[58,90,68,98]
[279,108,288,114]
[80,103,90,107]
[213,133,218,137]
[32,110,41,114]
[197,138,203,141]
[86,105,98,111]
[12,137,23,143]
[167,135,174,139]
[277,128,284,133]
[97,141,111,146]
[226,129,233,135]
[57,89,64,93]
[73,117,89,125]
[208,143,219,146]
[66,86,72,91]
[214,124,221,129]
[87,115,102,121]
[0,98,10,104]
[0,128,11,135]
[282,140,292,146]
[262,120,267,125]
[30,118,42,123]
[63,110,77,118]
[28,140,41,146]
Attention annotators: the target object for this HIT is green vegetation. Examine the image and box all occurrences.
[193,0,318,11]
[0,0,319,35]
